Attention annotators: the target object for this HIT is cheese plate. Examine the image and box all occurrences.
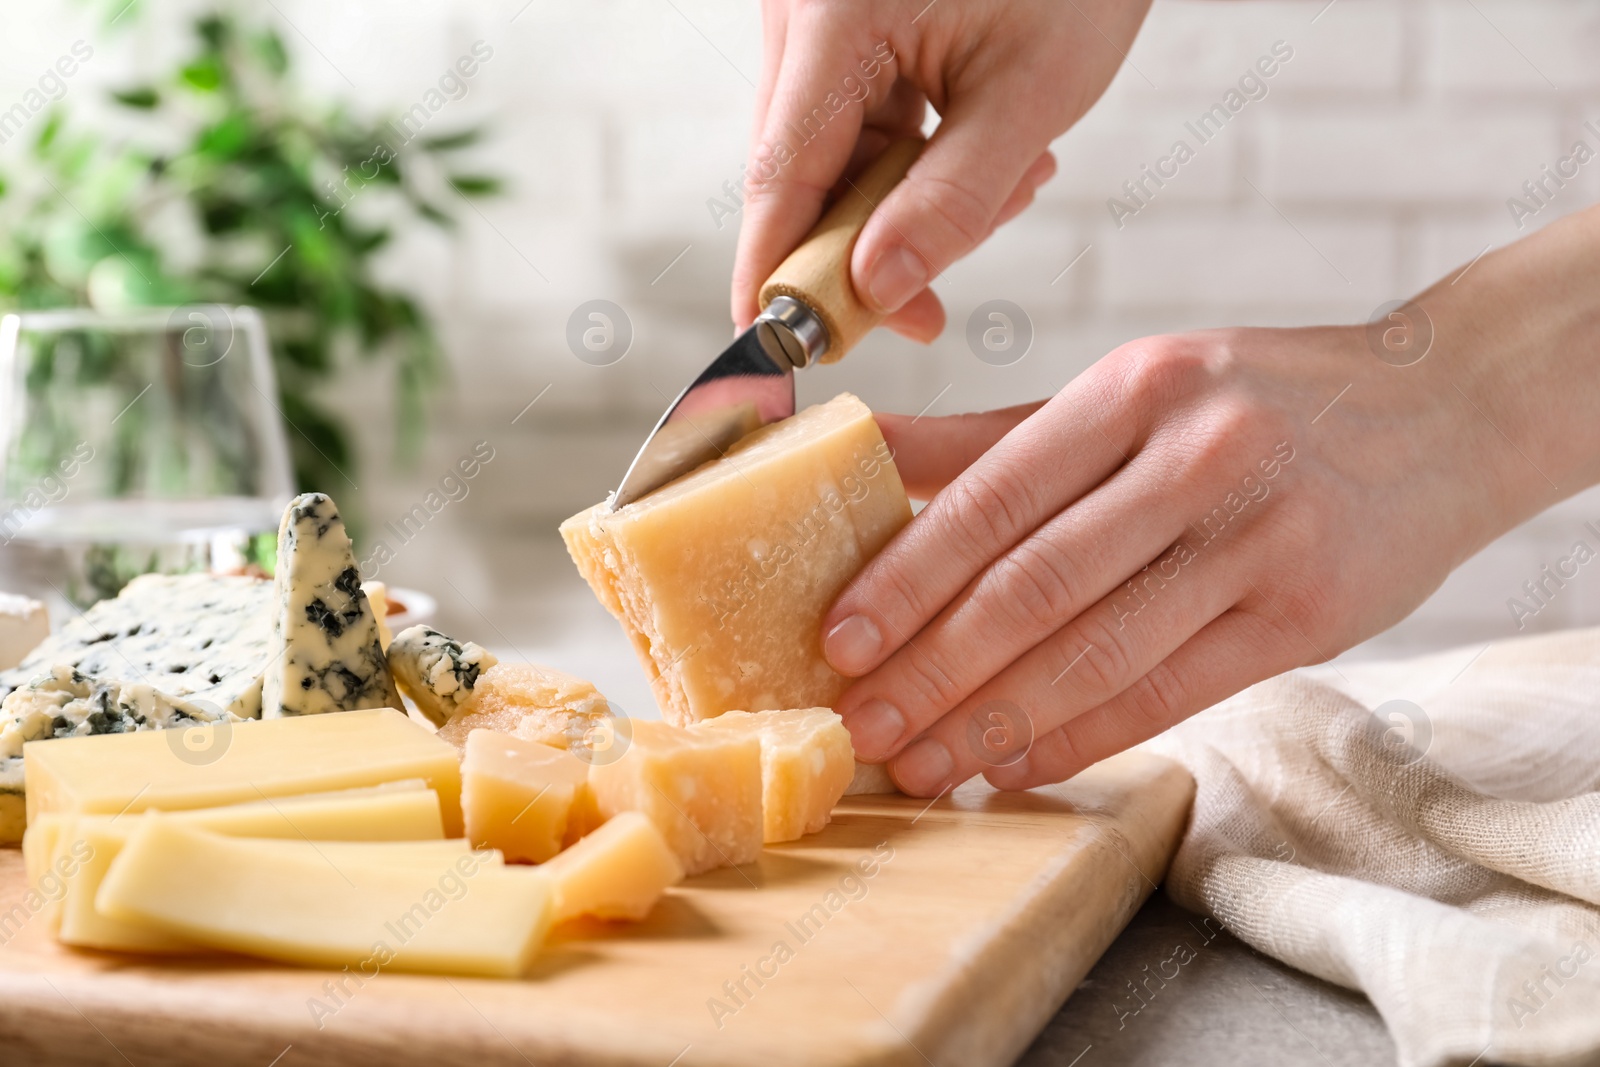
[0,750,1191,1067]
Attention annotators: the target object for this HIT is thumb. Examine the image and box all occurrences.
[876,401,1046,500]
[851,83,1059,315]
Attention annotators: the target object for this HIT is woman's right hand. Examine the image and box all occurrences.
[731,0,1154,340]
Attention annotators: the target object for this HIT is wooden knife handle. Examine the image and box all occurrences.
[758,137,924,365]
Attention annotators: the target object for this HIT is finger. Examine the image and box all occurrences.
[993,152,1057,230]
[849,76,1064,315]
[749,0,789,148]
[731,18,890,329]
[881,287,945,343]
[824,374,1138,676]
[981,607,1299,791]
[838,459,1207,762]
[885,529,1249,796]
[859,74,926,142]
[874,401,1045,499]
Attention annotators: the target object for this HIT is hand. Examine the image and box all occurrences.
[731,0,1152,339]
[823,204,1600,797]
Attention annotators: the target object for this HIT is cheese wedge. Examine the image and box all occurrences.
[696,708,855,842]
[58,811,471,954]
[23,707,464,835]
[262,493,401,718]
[561,393,911,726]
[389,625,498,728]
[541,812,683,923]
[27,779,442,936]
[461,730,590,863]
[587,720,762,875]
[97,819,544,976]
[436,661,612,751]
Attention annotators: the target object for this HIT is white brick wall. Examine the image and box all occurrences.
[9,0,1600,663]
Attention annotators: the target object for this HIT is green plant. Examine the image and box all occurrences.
[0,8,500,503]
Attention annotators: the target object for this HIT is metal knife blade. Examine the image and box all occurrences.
[611,298,825,509]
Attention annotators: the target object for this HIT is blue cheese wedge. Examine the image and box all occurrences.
[0,573,274,843]
[388,625,498,728]
[261,493,400,717]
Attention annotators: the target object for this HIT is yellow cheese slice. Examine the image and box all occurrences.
[41,783,449,952]
[27,779,442,936]
[587,720,762,875]
[96,819,544,976]
[541,811,683,923]
[60,817,477,955]
[561,393,911,725]
[695,708,855,842]
[436,662,613,751]
[461,729,590,863]
[24,707,464,835]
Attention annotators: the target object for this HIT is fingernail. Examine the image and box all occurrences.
[893,738,954,795]
[866,246,927,313]
[844,698,906,761]
[824,615,882,675]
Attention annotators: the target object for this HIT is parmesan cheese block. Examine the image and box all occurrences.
[96,819,542,976]
[261,493,401,718]
[696,708,854,842]
[561,392,910,725]
[436,661,613,751]
[389,625,498,728]
[23,707,464,835]
[541,812,683,923]
[587,720,762,875]
[55,804,463,955]
[461,729,589,863]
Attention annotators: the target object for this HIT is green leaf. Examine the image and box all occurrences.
[418,127,482,152]
[34,111,64,152]
[446,175,501,197]
[197,112,251,158]
[180,57,224,92]
[416,201,454,228]
[111,87,160,108]
[253,30,289,76]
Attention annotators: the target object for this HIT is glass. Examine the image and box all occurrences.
[0,306,294,610]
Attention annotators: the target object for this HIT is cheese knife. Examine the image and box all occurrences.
[611,137,924,509]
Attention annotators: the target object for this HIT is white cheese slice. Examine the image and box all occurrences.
[261,493,400,717]
[0,594,48,672]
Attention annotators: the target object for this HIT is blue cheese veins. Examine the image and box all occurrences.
[261,493,401,717]
[388,625,498,728]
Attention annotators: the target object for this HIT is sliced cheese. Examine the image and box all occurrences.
[561,393,910,725]
[696,708,854,842]
[261,493,400,718]
[26,779,442,937]
[23,707,464,835]
[587,720,762,875]
[541,811,683,923]
[461,729,589,863]
[437,662,612,751]
[57,808,468,955]
[96,819,538,975]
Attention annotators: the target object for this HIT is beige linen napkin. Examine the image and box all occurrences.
[1144,627,1600,1067]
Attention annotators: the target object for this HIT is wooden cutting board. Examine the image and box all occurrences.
[0,750,1192,1067]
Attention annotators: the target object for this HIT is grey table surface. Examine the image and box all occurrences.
[1017,893,1399,1067]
